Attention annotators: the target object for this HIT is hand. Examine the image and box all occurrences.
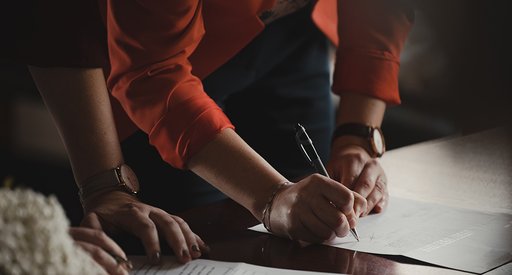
[267,174,366,243]
[327,143,389,216]
[70,226,130,275]
[80,191,209,264]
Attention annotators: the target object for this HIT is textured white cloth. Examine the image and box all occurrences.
[0,188,105,275]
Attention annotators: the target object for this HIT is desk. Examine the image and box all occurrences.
[176,127,511,275]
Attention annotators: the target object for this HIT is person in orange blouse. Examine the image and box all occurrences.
[75,0,414,262]
[5,0,413,264]
[1,1,146,273]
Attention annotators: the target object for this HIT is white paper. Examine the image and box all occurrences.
[129,256,347,275]
[381,127,512,215]
[483,262,512,275]
[249,197,512,274]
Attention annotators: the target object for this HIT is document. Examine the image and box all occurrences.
[380,127,512,215]
[249,197,512,274]
[129,256,347,275]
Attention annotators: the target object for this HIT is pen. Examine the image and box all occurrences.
[295,123,360,242]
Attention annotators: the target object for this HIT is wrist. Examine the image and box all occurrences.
[331,135,373,156]
[261,181,291,232]
[78,164,140,206]
[331,123,386,158]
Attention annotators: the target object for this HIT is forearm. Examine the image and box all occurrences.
[28,67,123,184]
[334,93,386,151]
[187,128,287,221]
[336,93,385,126]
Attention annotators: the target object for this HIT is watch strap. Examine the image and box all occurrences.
[78,165,135,204]
[332,123,373,140]
[332,123,385,158]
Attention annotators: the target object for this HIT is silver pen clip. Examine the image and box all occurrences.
[295,124,314,167]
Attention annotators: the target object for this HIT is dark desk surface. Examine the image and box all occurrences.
[144,127,510,275]
[179,198,469,275]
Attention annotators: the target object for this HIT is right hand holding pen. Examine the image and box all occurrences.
[267,174,367,243]
[80,191,209,264]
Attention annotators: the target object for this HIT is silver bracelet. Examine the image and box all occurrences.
[262,181,291,232]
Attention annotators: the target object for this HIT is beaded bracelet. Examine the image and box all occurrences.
[262,181,291,232]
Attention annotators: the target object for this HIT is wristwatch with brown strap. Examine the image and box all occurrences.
[332,123,386,158]
[78,164,140,205]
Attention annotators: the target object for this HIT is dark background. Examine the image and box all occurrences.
[1,0,511,226]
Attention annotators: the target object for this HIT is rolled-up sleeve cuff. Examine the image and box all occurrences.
[148,99,234,169]
[332,48,401,105]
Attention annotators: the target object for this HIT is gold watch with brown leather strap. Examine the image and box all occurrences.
[78,164,140,205]
[332,123,386,158]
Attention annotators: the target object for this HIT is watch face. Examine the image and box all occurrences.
[119,165,140,194]
[371,128,385,157]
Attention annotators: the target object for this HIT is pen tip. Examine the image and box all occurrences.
[351,228,360,242]
[295,123,303,131]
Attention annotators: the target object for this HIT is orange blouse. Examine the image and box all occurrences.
[104,0,414,169]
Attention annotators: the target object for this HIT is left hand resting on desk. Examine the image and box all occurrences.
[327,144,388,216]
[80,191,208,264]
[69,226,129,275]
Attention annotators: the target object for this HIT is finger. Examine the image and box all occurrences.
[339,193,362,230]
[69,227,127,260]
[365,177,387,215]
[352,192,368,218]
[345,208,358,231]
[150,211,191,263]
[302,204,337,242]
[195,234,210,254]
[338,155,365,189]
[117,206,161,264]
[174,216,203,259]
[81,212,103,230]
[309,196,346,232]
[76,241,128,275]
[316,175,355,215]
[373,185,389,213]
[173,216,202,259]
[288,217,328,244]
[313,199,352,238]
[334,214,351,238]
[353,160,382,198]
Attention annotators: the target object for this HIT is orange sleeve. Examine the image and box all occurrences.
[106,0,233,169]
[332,0,414,105]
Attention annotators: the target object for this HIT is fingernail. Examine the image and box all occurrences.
[191,244,200,253]
[115,257,133,270]
[182,249,190,260]
[109,252,131,267]
[124,260,133,270]
[150,251,160,265]
[374,205,382,213]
